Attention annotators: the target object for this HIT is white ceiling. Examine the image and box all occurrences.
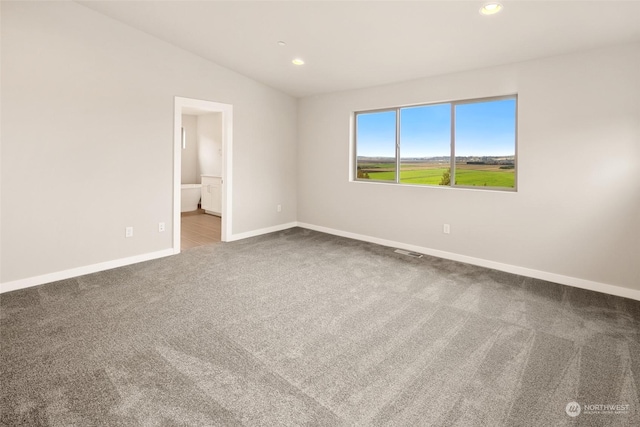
[77,1,640,98]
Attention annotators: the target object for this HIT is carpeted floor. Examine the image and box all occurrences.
[1,227,639,426]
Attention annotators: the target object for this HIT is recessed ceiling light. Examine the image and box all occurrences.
[292,58,305,65]
[480,2,503,15]
[277,41,286,46]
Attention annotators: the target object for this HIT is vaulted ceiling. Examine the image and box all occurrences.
[78,1,640,97]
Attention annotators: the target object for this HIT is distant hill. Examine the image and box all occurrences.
[357,155,515,165]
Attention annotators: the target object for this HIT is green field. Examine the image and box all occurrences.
[454,168,515,188]
[367,168,447,184]
[359,162,515,188]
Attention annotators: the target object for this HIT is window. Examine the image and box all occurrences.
[354,96,517,190]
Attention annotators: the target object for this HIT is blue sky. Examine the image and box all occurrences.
[356,98,516,158]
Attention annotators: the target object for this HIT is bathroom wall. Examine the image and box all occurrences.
[181,114,198,184]
[181,112,222,184]
[197,112,222,178]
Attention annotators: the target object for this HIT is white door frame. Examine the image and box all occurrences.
[173,96,233,252]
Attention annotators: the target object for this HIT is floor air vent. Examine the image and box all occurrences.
[394,249,423,258]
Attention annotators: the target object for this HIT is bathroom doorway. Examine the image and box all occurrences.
[173,97,232,253]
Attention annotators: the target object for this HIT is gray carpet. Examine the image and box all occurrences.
[1,227,639,426]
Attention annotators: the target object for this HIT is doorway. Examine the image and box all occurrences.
[173,97,233,253]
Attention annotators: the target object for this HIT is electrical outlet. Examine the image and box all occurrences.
[158,222,165,232]
[443,224,450,234]
[125,226,134,238]
[277,204,282,213]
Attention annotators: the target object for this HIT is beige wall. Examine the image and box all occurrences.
[180,114,198,184]
[297,43,640,291]
[197,113,223,178]
[1,1,297,283]
[3,1,638,296]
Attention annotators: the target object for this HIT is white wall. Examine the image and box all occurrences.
[180,112,222,184]
[3,2,637,297]
[180,114,198,184]
[197,113,222,178]
[1,1,297,284]
[298,43,640,293]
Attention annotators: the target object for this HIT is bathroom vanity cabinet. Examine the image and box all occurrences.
[201,175,221,215]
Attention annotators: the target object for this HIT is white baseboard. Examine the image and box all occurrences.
[0,220,298,295]
[297,222,640,302]
[0,249,175,294]
[4,222,638,302]
[226,221,299,242]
